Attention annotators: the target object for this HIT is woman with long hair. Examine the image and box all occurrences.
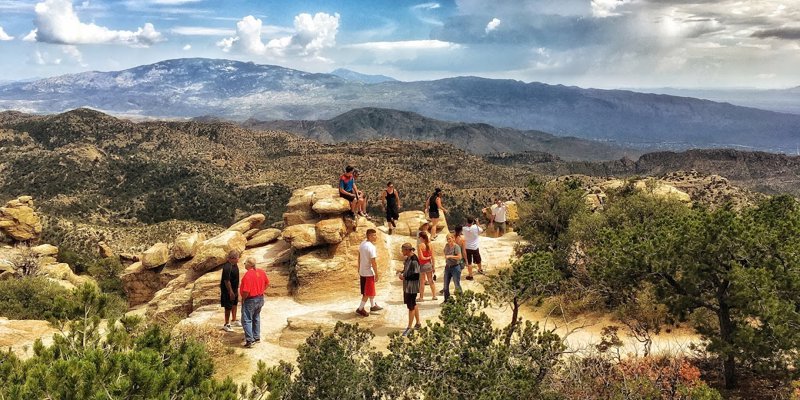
[417,231,437,301]
[425,188,448,240]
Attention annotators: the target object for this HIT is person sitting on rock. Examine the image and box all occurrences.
[381,181,402,234]
[339,165,365,217]
[424,188,448,240]
[398,242,421,336]
[353,169,369,217]
[356,228,382,317]
[220,250,241,332]
[240,257,269,348]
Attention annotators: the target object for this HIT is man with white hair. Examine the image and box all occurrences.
[240,256,269,348]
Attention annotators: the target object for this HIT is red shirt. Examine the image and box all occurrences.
[240,268,269,298]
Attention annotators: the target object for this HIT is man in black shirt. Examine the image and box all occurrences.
[220,250,241,332]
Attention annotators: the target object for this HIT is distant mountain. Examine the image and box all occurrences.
[2,58,800,153]
[330,68,397,84]
[640,87,800,115]
[243,107,635,161]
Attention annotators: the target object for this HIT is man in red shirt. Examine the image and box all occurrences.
[239,257,269,348]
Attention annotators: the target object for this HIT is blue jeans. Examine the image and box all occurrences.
[241,296,264,343]
[443,265,463,302]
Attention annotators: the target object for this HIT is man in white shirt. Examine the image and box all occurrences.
[491,199,508,237]
[356,229,382,316]
[463,218,484,280]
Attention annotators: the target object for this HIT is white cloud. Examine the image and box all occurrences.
[29,44,84,66]
[341,40,463,64]
[26,0,164,46]
[485,18,501,34]
[411,2,443,26]
[411,2,440,11]
[182,44,191,50]
[172,26,236,36]
[591,0,632,18]
[217,12,339,59]
[0,26,14,41]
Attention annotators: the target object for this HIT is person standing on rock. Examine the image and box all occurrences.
[380,181,402,235]
[339,165,365,217]
[425,188,448,240]
[356,228,382,316]
[417,232,437,301]
[240,257,269,348]
[398,242,421,336]
[442,233,463,302]
[490,199,508,237]
[463,217,485,280]
[220,250,241,332]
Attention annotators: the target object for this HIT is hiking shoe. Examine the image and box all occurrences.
[356,308,369,317]
[370,305,383,312]
[244,341,254,348]
[254,338,261,343]
[414,323,422,329]
[232,320,242,327]
[401,328,412,337]
[438,289,444,294]
[222,324,233,332]
[466,275,474,281]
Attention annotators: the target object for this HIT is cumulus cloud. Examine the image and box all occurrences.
[591,0,632,18]
[26,0,164,47]
[172,26,235,36]
[0,26,13,41]
[485,18,501,33]
[217,12,339,59]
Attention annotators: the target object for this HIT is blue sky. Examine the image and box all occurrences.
[0,0,799,88]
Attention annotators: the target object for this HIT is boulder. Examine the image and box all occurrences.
[30,244,58,257]
[97,241,115,259]
[505,201,519,222]
[633,180,692,203]
[243,228,260,239]
[395,211,450,236]
[312,197,351,214]
[121,261,185,307]
[171,232,205,260]
[227,214,265,233]
[0,196,42,241]
[283,209,319,227]
[287,185,340,212]
[38,263,94,288]
[246,228,281,248]
[282,224,323,250]
[316,218,347,244]
[186,230,247,275]
[141,242,170,269]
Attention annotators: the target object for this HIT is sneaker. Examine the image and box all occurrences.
[401,328,412,337]
[477,269,485,275]
[356,308,369,317]
[466,275,474,281]
[232,320,242,327]
[244,341,254,348]
[370,305,383,312]
[254,338,261,343]
[222,324,233,332]
[414,323,422,329]
[431,296,438,300]
[438,289,444,295]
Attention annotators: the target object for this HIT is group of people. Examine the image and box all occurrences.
[220,167,505,345]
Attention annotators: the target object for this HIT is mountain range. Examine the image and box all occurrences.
[1,58,800,153]
[242,107,635,161]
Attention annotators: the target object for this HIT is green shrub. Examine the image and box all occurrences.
[0,277,76,320]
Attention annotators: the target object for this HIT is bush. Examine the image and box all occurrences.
[0,277,76,320]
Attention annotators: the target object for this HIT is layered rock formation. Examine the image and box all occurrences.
[0,196,42,242]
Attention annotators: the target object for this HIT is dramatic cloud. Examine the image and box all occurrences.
[26,0,164,47]
[217,12,339,59]
[0,26,13,41]
[485,18,501,33]
[752,27,800,40]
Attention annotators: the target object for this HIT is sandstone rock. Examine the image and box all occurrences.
[246,228,281,248]
[98,241,115,258]
[30,244,58,257]
[243,228,260,239]
[171,232,205,260]
[119,253,140,262]
[38,263,94,288]
[227,214,265,233]
[283,209,319,227]
[121,261,185,307]
[312,197,351,214]
[505,201,519,222]
[186,230,247,275]
[0,196,42,241]
[316,218,347,244]
[141,242,170,269]
[282,224,323,250]
[633,180,691,203]
[287,185,339,212]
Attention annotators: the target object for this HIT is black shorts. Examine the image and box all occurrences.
[403,292,418,310]
[466,249,482,265]
[340,192,357,202]
[220,288,239,309]
[429,210,440,219]
[386,208,399,221]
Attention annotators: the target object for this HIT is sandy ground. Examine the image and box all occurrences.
[181,229,699,384]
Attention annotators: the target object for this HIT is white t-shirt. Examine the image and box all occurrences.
[492,204,507,223]
[463,224,483,250]
[358,240,378,276]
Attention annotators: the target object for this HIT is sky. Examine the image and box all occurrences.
[0,0,799,88]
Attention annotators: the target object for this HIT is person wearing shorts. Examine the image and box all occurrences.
[398,242,421,336]
[381,182,402,234]
[463,217,484,279]
[219,250,240,332]
[339,165,364,216]
[356,229,382,316]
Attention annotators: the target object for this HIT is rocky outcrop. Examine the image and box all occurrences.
[0,196,42,242]
[226,214,265,233]
[246,228,281,248]
[316,218,346,244]
[392,211,449,237]
[282,224,323,250]
[141,243,170,269]
[0,244,95,289]
[171,232,205,260]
